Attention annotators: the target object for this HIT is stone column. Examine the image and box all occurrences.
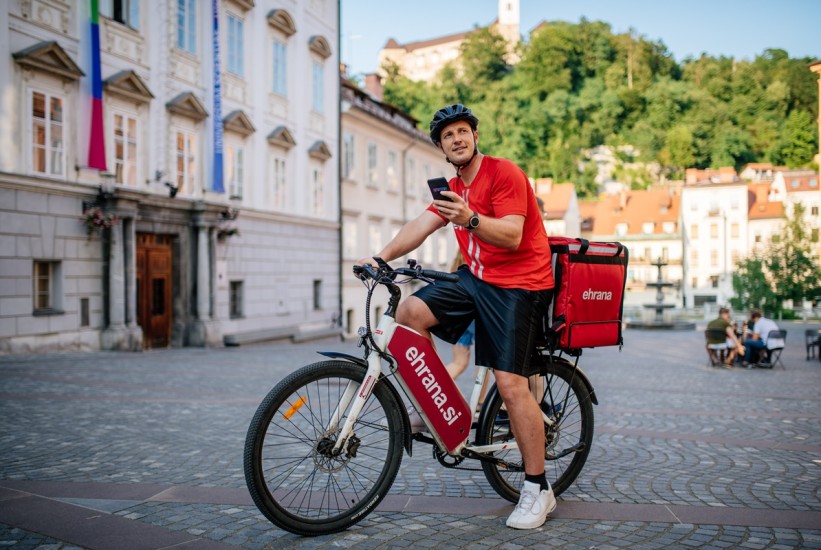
[189,210,218,346]
[123,217,143,348]
[197,223,211,321]
[109,222,125,327]
[101,222,132,350]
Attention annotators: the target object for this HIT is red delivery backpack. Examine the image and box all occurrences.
[547,237,629,350]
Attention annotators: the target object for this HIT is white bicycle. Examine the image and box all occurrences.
[244,258,597,535]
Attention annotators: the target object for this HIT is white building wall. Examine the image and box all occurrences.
[0,1,341,353]
[680,183,748,308]
[340,94,452,337]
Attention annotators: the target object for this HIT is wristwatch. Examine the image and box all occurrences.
[466,212,479,230]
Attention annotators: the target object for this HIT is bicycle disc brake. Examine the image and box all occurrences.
[313,433,361,472]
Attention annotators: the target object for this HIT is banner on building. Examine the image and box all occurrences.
[88,0,107,170]
[212,0,224,193]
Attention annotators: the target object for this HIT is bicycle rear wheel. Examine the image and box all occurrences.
[476,360,594,502]
[244,360,404,536]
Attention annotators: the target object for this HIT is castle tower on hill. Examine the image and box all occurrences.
[377,0,521,81]
[497,0,521,63]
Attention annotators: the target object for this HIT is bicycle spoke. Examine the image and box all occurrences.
[478,360,594,502]
[245,361,403,532]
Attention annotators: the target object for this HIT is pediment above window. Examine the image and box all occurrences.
[223,110,255,136]
[166,91,209,122]
[308,140,332,161]
[13,41,84,81]
[267,9,296,36]
[228,0,255,11]
[267,126,296,149]
[104,70,154,104]
[308,35,332,59]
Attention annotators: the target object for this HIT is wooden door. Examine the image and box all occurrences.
[137,234,173,348]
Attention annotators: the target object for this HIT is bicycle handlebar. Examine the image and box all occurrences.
[353,259,459,284]
[399,266,460,283]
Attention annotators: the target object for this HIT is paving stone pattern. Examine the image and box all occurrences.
[1,321,820,549]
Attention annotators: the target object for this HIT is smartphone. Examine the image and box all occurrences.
[427,177,453,202]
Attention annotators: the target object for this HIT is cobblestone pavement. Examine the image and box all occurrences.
[1,321,820,549]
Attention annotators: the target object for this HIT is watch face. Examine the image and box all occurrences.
[469,214,479,228]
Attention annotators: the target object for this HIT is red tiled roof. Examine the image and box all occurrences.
[747,183,784,220]
[590,190,679,236]
[685,166,739,185]
[578,200,598,218]
[781,172,820,193]
[537,183,574,219]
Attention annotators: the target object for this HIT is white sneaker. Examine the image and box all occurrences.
[407,407,426,433]
[506,480,557,529]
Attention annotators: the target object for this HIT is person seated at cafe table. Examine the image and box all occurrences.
[706,307,745,367]
[742,308,780,366]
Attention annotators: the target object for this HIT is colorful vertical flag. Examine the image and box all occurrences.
[88,0,106,170]
[212,0,224,193]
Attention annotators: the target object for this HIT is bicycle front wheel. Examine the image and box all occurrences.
[476,360,594,502]
[244,360,404,536]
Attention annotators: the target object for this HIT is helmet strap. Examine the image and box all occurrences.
[448,146,479,177]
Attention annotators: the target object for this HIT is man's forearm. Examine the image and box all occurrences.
[468,214,523,250]
[374,212,441,263]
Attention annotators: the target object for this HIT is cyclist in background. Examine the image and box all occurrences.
[356,104,556,530]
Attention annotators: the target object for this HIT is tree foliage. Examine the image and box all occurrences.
[381,19,818,192]
[731,203,821,314]
[730,254,778,314]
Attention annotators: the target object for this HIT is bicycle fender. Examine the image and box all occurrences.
[316,351,414,456]
[548,357,599,406]
[317,351,368,367]
[575,366,598,405]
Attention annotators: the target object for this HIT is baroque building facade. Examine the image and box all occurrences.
[0,0,340,353]
[340,76,454,338]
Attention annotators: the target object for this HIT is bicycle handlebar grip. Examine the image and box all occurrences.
[353,264,378,279]
[421,269,460,283]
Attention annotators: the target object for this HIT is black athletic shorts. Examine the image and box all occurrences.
[412,266,553,376]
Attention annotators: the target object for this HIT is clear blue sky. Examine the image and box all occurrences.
[341,0,821,77]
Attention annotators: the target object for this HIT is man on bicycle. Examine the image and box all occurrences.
[356,104,556,530]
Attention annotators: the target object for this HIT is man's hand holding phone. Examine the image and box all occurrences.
[427,177,472,227]
[427,177,453,203]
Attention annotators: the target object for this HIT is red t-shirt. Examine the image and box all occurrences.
[428,156,554,291]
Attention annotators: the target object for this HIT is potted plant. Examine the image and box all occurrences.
[81,206,118,239]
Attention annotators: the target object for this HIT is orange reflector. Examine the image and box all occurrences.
[283,396,306,420]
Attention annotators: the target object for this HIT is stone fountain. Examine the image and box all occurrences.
[627,258,695,330]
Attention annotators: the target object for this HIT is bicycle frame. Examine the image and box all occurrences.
[244,260,601,536]
[331,309,557,459]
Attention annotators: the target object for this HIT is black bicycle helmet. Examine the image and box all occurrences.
[429,104,479,144]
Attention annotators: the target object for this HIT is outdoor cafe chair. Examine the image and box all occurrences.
[805,329,820,360]
[759,329,787,369]
[704,329,730,367]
